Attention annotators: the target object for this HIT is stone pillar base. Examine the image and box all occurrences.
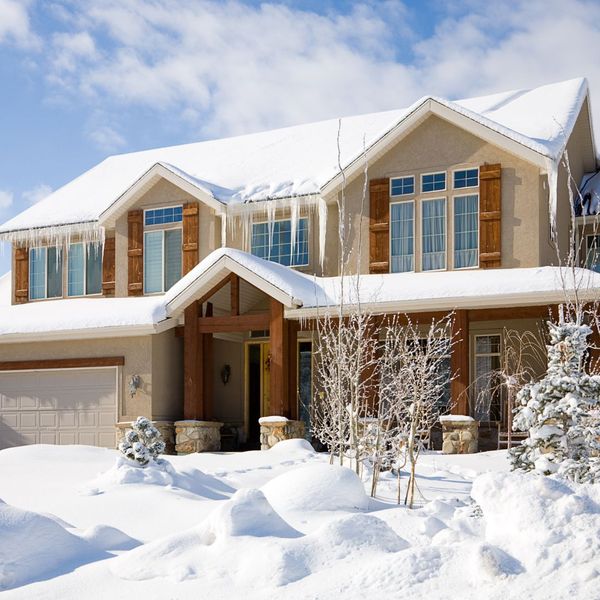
[174,420,223,454]
[115,420,176,455]
[259,417,305,450]
[440,416,478,454]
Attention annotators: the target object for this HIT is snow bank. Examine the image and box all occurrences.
[80,524,141,552]
[0,498,104,590]
[0,271,10,306]
[262,463,369,512]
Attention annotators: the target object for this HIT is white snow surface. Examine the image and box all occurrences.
[0,271,10,306]
[0,442,598,599]
[0,78,587,235]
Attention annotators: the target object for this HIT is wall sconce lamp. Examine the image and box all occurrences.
[221,364,231,385]
[129,374,142,398]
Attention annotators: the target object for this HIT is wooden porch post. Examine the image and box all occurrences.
[202,303,214,420]
[184,301,203,420]
[451,309,470,415]
[270,299,289,417]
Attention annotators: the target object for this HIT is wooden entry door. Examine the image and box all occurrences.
[245,341,270,447]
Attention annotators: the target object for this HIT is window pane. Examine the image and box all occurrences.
[144,231,164,293]
[587,236,600,272]
[454,169,479,189]
[390,202,414,272]
[298,342,313,439]
[476,334,501,354]
[454,195,479,268]
[422,172,446,193]
[29,248,46,300]
[68,244,84,296]
[391,176,414,197]
[422,198,446,270]
[47,247,63,298]
[251,218,309,266]
[145,206,183,226]
[164,229,182,291]
[86,243,103,295]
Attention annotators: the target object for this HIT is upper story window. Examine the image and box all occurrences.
[390,201,414,273]
[251,218,309,267]
[68,242,102,296]
[29,247,62,300]
[586,235,600,272]
[454,195,479,269]
[390,176,415,197]
[453,168,479,189]
[421,172,446,193]
[422,198,446,271]
[144,206,183,294]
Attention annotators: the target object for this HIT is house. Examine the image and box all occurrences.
[0,77,599,453]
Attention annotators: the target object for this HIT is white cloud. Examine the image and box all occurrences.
[87,125,126,152]
[22,184,52,205]
[0,0,40,49]
[0,190,14,210]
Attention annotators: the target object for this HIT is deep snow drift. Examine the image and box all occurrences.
[0,441,598,599]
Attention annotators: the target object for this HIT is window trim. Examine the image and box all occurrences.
[585,234,600,272]
[251,216,310,268]
[143,204,184,228]
[389,199,416,273]
[452,167,479,190]
[66,242,103,298]
[143,227,183,294]
[452,193,480,270]
[420,171,447,194]
[471,332,503,422]
[28,246,63,301]
[421,196,448,272]
[389,175,415,198]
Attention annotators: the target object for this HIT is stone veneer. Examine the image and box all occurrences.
[174,420,223,454]
[440,416,478,454]
[115,420,176,455]
[259,417,305,450]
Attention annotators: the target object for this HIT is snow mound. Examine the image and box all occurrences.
[267,437,316,454]
[0,499,104,590]
[80,524,141,551]
[262,463,369,512]
[472,471,600,576]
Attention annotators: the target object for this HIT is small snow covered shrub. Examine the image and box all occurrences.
[118,417,165,466]
[510,317,600,483]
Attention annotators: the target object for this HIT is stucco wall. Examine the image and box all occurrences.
[151,329,183,421]
[212,338,245,425]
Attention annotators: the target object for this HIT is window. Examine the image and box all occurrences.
[144,229,182,293]
[422,198,446,271]
[454,168,479,189]
[29,247,63,300]
[421,172,446,193]
[454,195,479,269]
[68,243,102,296]
[298,341,313,439]
[390,176,415,197]
[390,201,414,272]
[251,218,309,266]
[473,334,502,422]
[586,235,600,272]
[144,206,183,226]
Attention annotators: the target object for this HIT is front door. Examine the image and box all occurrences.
[245,341,270,448]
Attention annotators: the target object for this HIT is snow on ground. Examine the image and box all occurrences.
[0,441,598,599]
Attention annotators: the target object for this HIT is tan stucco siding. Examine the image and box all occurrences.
[334,114,545,275]
[212,338,245,425]
[150,329,183,421]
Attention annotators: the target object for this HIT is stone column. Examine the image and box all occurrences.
[115,420,176,455]
[259,417,305,450]
[174,420,223,454]
[440,416,478,454]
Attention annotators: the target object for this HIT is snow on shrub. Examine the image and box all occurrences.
[118,417,165,466]
[510,318,600,482]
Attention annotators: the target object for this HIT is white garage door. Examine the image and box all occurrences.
[0,368,117,450]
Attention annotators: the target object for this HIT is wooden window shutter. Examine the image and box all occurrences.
[127,210,144,295]
[182,202,200,275]
[479,163,502,269]
[369,178,390,273]
[13,246,29,304]
[102,237,116,296]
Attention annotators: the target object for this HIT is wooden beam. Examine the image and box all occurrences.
[184,301,203,420]
[0,356,125,371]
[269,299,289,417]
[197,312,270,333]
[231,274,240,316]
[451,310,470,416]
[468,305,556,321]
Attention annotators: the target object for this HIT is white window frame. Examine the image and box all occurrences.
[389,199,416,273]
[143,205,183,227]
[390,175,415,198]
[143,228,183,295]
[452,167,479,190]
[421,196,447,272]
[452,193,480,270]
[66,242,103,298]
[421,171,447,194]
[251,216,310,268]
[28,246,63,301]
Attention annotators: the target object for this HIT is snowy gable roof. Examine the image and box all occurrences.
[0,271,11,306]
[0,78,590,239]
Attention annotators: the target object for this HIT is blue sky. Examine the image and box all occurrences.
[1,0,599,276]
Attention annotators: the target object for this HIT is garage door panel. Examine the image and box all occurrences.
[0,368,117,450]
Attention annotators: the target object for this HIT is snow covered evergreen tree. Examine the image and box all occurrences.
[118,417,166,466]
[510,314,600,482]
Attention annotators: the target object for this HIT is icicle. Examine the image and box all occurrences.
[545,155,560,240]
[0,221,104,250]
[290,196,299,258]
[220,213,227,248]
[318,196,327,269]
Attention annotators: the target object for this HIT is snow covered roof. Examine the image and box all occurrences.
[0,78,590,240]
[0,271,11,306]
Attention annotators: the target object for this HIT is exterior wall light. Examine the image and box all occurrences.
[129,374,142,398]
[221,364,231,385]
